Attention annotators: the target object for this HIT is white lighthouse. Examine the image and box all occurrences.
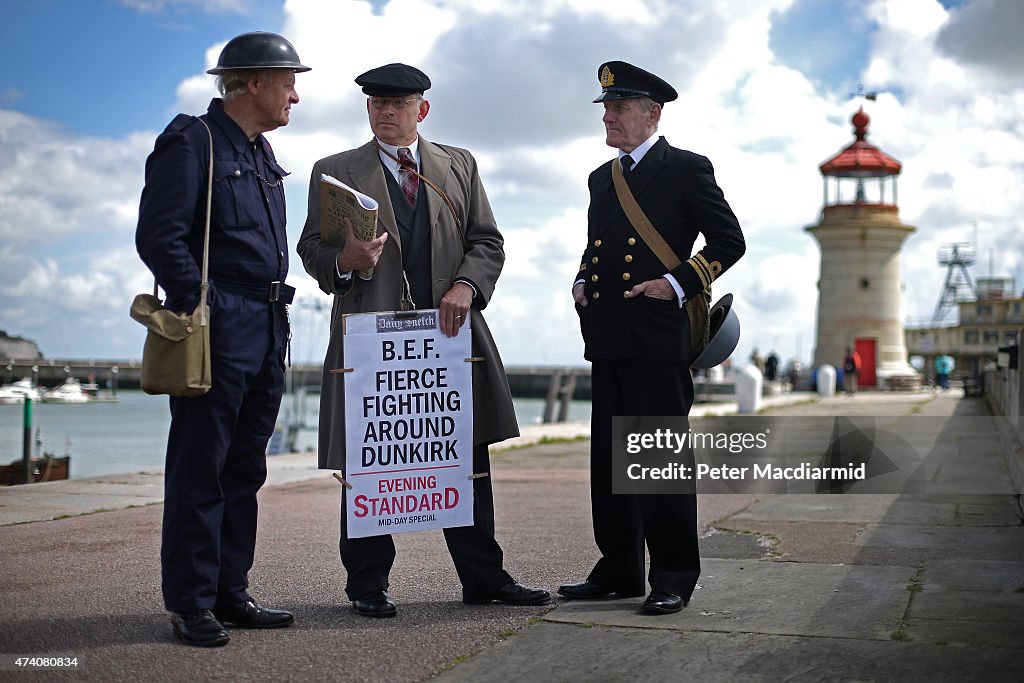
[807,108,920,388]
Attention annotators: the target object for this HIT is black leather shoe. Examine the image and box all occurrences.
[213,598,294,629]
[557,581,644,600]
[465,582,552,606]
[640,591,686,615]
[171,609,230,647]
[353,592,397,618]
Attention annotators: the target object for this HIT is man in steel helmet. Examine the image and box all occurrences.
[135,31,309,647]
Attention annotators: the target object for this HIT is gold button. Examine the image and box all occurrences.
[592,257,599,264]
[591,274,599,282]
[627,237,636,246]
[592,292,600,300]
[233,169,241,177]
[622,273,631,281]
[624,290,631,298]
[594,239,602,247]
[624,255,633,263]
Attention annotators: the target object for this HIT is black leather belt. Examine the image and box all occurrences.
[215,279,295,304]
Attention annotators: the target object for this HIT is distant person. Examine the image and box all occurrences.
[842,346,862,396]
[764,351,779,382]
[135,32,309,647]
[935,354,955,391]
[297,63,549,618]
[561,60,745,615]
[786,360,802,391]
[750,348,764,375]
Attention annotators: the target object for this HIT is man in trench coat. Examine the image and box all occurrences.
[297,63,550,618]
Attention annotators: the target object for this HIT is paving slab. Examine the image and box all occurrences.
[923,558,1024,591]
[902,618,1024,649]
[855,523,1024,555]
[910,587,1024,624]
[729,494,903,524]
[544,558,916,641]
[434,622,1024,683]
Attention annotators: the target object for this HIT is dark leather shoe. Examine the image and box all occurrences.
[213,598,294,629]
[557,581,644,600]
[465,582,552,606]
[353,592,397,618]
[171,609,230,647]
[641,591,686,615]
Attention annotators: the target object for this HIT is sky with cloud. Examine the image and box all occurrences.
[1,0,1021,368]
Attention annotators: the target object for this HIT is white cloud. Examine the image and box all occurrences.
[119,0,249,14]
[2,0,1022,369]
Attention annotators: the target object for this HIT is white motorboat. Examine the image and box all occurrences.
[0,378,42,405]
[42,378,91,404]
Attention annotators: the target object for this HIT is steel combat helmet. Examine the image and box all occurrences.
[207,32,311,75]
[690,294,741,370]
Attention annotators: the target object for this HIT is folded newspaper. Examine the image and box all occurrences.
[320,174,379,280]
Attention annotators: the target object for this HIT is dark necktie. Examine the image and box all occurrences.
[398,147,419,207]
[621,154,634,174]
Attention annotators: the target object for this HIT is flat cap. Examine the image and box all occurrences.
[593,61,677,104]
[355,63,431,96]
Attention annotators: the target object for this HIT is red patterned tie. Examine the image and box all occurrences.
[398,147,419,207]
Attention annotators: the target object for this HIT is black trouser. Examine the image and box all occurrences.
[587,358,700,600]
[338,444,512,601]
[160,288,287,612]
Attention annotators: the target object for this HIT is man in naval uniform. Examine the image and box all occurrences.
[297,63,550,618]
[559,61,746,615]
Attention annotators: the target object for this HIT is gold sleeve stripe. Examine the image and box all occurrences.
[687,256,712,289]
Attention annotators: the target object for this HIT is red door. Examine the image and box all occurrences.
[855,338,876,386]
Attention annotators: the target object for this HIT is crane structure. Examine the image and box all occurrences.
[932,242,976,326]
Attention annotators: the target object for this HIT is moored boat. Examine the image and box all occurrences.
[0,454,70,485]
[0,378,42,405]
[42,378,90,404]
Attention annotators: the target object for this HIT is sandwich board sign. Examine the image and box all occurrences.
[342,309,474,538]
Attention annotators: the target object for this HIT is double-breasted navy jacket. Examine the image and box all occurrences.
[576,137,745,362]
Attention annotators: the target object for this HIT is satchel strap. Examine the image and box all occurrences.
[151,117,214,326]
[611,157,681,271]
[375,142,465,248]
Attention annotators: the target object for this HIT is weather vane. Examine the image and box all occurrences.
[850,83,878,101]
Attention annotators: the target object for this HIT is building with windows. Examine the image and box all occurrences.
[906,277,1023,380]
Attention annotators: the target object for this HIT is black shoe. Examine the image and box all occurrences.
[640,591,686,615]
[557,581,644,600]
[353,592,397,618]
[171,609,230,647]
[213,598,294,629]
[465,582,552,606]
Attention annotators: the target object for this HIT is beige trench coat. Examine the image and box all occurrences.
[297,137,519,471]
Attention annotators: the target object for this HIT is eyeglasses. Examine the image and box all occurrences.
[369,96,421,110]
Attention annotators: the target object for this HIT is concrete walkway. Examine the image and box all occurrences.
[0,390,1021,681]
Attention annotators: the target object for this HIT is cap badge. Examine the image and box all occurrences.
[599,65,615,87]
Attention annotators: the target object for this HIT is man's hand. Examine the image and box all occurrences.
[628,277,676,301]
[439,281,473,337]
[573,282,588,307]
[336,218,388,273]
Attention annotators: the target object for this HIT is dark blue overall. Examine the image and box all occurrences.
[136,99,293,612]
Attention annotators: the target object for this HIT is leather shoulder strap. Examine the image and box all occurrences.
[611,157,681,270]
[376,141,465,248]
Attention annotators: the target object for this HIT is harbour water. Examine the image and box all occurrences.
[0,390,590,480]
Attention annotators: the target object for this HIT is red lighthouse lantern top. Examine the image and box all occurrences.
[819,108,902,178]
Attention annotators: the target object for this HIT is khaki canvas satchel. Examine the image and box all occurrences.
[611,157,712,358]
[130,118,214,397]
